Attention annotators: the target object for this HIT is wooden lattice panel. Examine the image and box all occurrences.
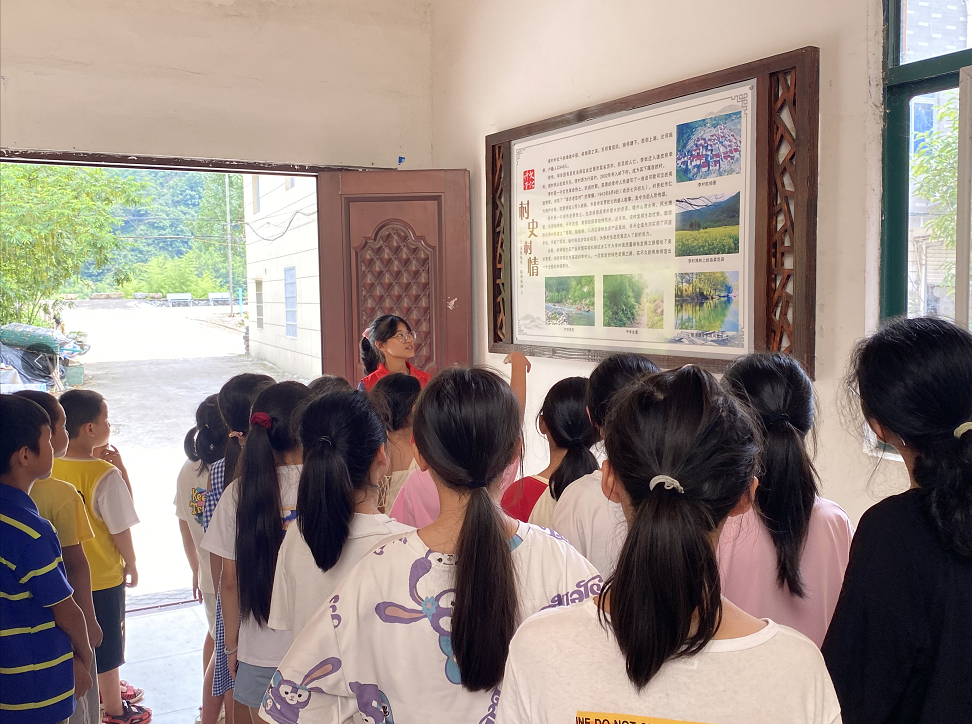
[357,223,435,370]
[769,69,796,353]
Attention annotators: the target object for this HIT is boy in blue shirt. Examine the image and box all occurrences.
[1,394,93,724]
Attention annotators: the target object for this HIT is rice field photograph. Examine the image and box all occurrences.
[602,273,664,329]
[675,192,740,257]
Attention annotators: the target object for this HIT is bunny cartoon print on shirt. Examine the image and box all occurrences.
[375,551,461,685]
[349,681,395,724]
[262,658,342,724]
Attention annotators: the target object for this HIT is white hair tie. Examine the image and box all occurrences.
[955,422,972,439]
[649,475,684,494]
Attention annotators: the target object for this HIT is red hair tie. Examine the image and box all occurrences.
[250,412,272,430]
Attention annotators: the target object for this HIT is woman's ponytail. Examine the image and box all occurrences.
[235,381,310,626]
[539,377,599,500]
[723,353,818,598]
[297,391,386,572]
[600,366,759,689]
[851,316,972,558]
[412,367,523,692]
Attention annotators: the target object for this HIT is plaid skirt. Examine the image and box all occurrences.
[211,589,235,697]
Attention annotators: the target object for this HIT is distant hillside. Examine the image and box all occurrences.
[676,192,740,231]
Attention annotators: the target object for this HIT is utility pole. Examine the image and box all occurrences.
[225,174,234,316]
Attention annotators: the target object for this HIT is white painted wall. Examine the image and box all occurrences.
[0,0,433,168]
[429,0,910,523]
[245,174,322,380]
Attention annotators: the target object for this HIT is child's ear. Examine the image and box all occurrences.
[600,460,623,504]
[412,441,429,472]
[728,477,758,517]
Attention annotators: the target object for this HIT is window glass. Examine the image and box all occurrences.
[909,88,960,317]
[284,266,297,338]
[255,279,264,330]
[901,0,971,64]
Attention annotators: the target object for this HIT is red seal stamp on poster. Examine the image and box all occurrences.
[523,169,535,190]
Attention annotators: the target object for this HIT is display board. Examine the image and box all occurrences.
[511,81,755,360]
[487,48,820,375]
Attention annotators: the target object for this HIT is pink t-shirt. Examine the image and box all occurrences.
[717,497,854,647]
[388,461,521,528]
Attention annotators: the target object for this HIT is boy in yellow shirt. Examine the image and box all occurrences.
[14,390,103,724]
[55,390,151,724]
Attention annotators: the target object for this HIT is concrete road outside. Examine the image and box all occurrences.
[61,300,303,598]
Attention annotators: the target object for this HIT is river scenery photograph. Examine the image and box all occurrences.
[674,270,740,336]
[603,273,664,329]
[545,275,595,326]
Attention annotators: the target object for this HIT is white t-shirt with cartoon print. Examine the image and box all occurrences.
[259,521,601,724]
[202,465,301,668]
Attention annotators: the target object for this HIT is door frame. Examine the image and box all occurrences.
[1,147,384,372]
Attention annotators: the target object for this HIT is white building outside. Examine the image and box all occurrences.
[243,174,323,380]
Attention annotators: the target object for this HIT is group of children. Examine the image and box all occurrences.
[1,389,149,724]
[4,313,971,724]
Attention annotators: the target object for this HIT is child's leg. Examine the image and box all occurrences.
[99,668,123,717]
[232,700,249,724]
[247,707,262,724]
[200,640,221,724]
[222,692,234,724]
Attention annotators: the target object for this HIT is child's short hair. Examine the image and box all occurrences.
[12,390,61,424]
[59,389,105,439]
[0,394,51,474]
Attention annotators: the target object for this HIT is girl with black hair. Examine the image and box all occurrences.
[498,366,840,724]
[718,353,854,647]
[175,395,228,723]
[501,376,597,525]
[267,390,413,638]
[266,367,598,724]
[550,353,658,575]
[202,373,273,719]
[369,373,422,512]
[202,381,311,723]
[822,316,972,723]
[358,314,431,392]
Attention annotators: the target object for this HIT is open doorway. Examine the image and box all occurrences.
[0,158,323,722]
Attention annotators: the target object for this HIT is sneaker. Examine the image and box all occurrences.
[119,681,144,704]
[102,701,152,724]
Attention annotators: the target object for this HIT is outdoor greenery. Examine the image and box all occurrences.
[675,225,740,257]
[0,163,247,325]
[912,97,959,293]
[0,164,146,324]
[675,271,733,300]
[603,274,663,328]
[544,275,595,309]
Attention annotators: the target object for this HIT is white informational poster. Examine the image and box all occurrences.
[512,80,756,359]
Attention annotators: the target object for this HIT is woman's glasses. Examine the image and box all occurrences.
[390,331,415,344]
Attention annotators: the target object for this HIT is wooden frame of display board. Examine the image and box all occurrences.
[486,47,819,376]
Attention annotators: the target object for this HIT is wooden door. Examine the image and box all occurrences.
[316,170,472,385]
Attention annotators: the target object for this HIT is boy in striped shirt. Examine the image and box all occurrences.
[1,394,93,724]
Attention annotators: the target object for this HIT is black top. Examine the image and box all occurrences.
[822,488,972,724]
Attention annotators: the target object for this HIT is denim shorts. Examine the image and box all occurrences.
[233,661,277,708]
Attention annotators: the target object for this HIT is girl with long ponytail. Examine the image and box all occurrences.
[498,366,840,724]
[823,316,972,723]
[202,381,310,723]
[718,353,854,646]
[266,367,598,723]
[268,390,414,636]
[501,376,598,525]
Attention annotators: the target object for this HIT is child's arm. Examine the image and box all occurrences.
[209,551,222,595]
[50,596,93,698]
[178,519,202,602]
[504,352,532,412]
[218,556,241,680]
[110,528,138,588]
[61,543,103,648]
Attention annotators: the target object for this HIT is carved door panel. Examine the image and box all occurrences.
[316,170,471,385]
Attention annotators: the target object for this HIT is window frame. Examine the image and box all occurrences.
[284,266,298,338]
[254,279,264,330]
[881,0,972,319]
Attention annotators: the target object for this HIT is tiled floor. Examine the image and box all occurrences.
[121,603,209,724]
